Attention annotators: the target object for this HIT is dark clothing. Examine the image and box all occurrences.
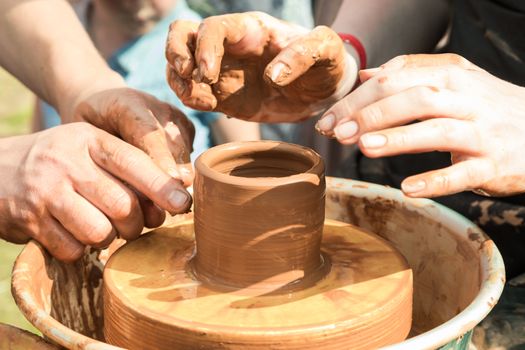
[448,0,525,86]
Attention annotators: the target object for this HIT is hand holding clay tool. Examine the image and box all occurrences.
[165,13,356,122]
[103,141,413,349]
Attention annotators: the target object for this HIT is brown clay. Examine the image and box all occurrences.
[324,180,483,335]
[104,219,412,349]
[167,13,348,122]
[103,141,413,349]
[192,141,326,289]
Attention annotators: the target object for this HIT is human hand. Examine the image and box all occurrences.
[61,81,195,187]
[0,123,192,262]
[315,53,525,198]
[165,12,356,122]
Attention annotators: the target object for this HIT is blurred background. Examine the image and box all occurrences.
[0,67,37,332]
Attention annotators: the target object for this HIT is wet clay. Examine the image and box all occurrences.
[103,141,413,349]
[192,141,326,289]
[167,13,348,122]
[324,179,485,336]
[104,220,412,349]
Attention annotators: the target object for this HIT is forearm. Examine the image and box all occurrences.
[31,98,43,132]
[323,0,450,68]
[0,0,124,119]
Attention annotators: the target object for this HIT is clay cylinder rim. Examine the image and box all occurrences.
[194,141,325,188]
[193,141,326,290]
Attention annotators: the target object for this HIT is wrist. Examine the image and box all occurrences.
[56,69,125,123]
[330,51,358,101]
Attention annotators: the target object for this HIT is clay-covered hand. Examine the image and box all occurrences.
[165,12,356,122]
[0,123,192,262]
[62,84,195,187]
[316,53,525,198]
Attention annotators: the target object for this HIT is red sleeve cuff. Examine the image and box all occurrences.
[338,33,367,70]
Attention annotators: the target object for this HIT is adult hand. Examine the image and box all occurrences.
[1,0,194,187]
[0,123,192,262]
[61,82,195,187]
[316,53,525,198]
[165,12,356,122]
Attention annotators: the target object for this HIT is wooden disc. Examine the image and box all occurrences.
[103,219,413,349]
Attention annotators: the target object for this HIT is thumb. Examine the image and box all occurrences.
[155,104,196,187]
[113,94,195,187]
[90,129,192,214]
[138,127,194,187]
[359,54,482,83]
[122,116,186,183]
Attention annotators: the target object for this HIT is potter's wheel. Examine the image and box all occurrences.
[103,219,412,349]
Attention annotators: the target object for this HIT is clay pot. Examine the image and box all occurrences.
[192,141,326,289]
[102,141,413,349]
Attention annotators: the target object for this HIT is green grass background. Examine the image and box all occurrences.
[0,68,39,333]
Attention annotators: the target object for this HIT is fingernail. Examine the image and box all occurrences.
[168,190,190,209]
[179,166,194,186]
[334,121,358,140]
[316,114,335,132]
[269,62,290,84]
[196,94,217,110]
[360,67,382,74]
[402,180,426,194]
[360,134,387,149]
[167,168,182,179]
[180,166,192,177]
